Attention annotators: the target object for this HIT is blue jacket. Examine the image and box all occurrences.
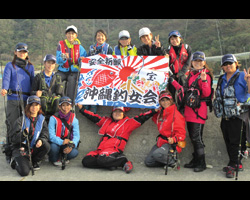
[2,62,34,101]
[48,114,80,147]
[221,69,250,103]
[56,43,87,73]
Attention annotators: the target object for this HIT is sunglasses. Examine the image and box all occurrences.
[222,62,234,66]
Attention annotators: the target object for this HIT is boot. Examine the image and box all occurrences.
[194,154,206,172]
[184,153,198,168]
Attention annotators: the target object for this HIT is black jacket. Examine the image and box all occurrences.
[10,115,49,156]
[137,42,167,56]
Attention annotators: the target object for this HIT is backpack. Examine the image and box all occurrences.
[177,72,214,120]
[185,77,201,109]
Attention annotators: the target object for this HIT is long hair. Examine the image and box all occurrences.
[11,54,33,69]
[25,104,44,118]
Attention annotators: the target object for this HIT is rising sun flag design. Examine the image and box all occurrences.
[76,54,169,109]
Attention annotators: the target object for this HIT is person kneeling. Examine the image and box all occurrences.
[145,91,186,172]
[48,96,80,167]
[9,96,50,176]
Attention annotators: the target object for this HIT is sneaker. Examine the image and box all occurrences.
[52,160,62,166]
[33,162,40,171]
[223,164,243,172]
[123,161,133,173]
[225,166,235,178]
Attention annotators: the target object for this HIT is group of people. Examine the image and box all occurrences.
[1,24,250,179]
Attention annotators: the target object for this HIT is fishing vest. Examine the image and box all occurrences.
[168,44,189,74]
[21,114,45,148]
[114,45,135,56]
[53,112,75,140]
[37,72,63,96]
[89,43,109,55]
[213,72,248,118]
[59,40,80,69]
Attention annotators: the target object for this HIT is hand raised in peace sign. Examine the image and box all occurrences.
[154,34,161,48]
[244,68,250,82]
[200,69,207,81]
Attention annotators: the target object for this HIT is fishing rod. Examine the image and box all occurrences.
[14,66,34,176]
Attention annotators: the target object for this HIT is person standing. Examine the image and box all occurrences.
[86,29,113,113]
[213,54,250,178]
[1,43,34,163]
[56,25,87,102]
[169,51,213,172]
[31,54,64,123]
[113,30,137,56]
[167,30,192,103]
[137,27,166,56]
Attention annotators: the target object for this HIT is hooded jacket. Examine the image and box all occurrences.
[152,104,186,153]
[79,108,156,156]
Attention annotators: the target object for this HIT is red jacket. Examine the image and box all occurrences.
[80,108,156,156]
[171,69,212,124]
[152,104,186,153]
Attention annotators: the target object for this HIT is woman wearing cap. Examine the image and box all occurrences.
[213,54,250,178]
[169,51,213,172]
[9,95,50,176]
[56,25,87,101]
[31,54,64,123]
[167,30,192,102]
[77,104,156,173]
[1,43,35,163]
[137,27,167,56]
[113,30,137,56]
[48,96,80,166]
[88,29,113,56]
[145,90,186,168]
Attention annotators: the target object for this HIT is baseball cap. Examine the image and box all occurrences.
[59,96,72,105]
[43,54,56,62]
[168,30,182,39]
[27,95,41,105]
[191,51,206,61]
[139,27,151,38]
[159,92,173,101]
[65,25,78,34]
[221,54,237,66]
[112,106,125,112]
[15,43,29,52]
[119,30,130,40]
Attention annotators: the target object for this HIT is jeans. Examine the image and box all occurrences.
[49,143,78,162]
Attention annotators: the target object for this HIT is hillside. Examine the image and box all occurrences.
[1,19,250,74]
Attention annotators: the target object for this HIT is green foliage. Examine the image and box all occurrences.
[1,19,250,74]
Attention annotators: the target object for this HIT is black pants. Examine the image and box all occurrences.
[13,141,50,176]
[221,117,246,167]
[82,152,128,169]
[187,122,205,156]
